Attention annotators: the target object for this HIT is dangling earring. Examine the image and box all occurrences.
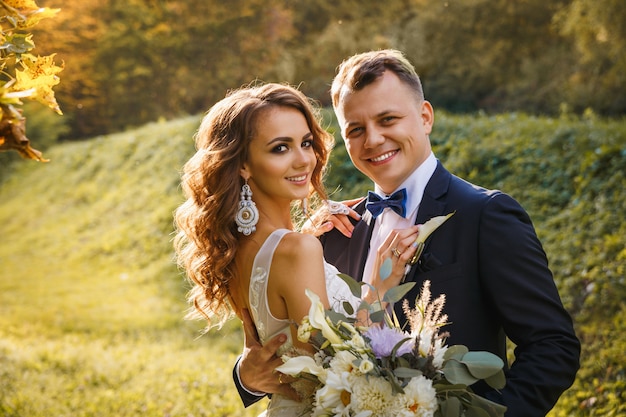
[235,180,259,236]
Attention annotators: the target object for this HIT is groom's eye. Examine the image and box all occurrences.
[347,127,363,138]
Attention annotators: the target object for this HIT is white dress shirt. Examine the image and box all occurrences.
[362,152,437,284]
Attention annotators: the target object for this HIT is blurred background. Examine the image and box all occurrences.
[7,0,626,144]
[0,0,624,416]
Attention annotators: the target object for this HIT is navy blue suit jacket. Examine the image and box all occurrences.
[235,162,580,416]
[320,162,580,416]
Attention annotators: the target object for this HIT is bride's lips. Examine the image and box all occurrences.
[286,174,308,184]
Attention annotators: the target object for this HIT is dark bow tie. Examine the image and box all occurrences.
[365,188,407,218]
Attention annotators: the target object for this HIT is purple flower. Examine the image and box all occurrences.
[365,326,414,358]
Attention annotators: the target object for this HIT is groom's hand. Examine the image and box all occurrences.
[240,308,299,401]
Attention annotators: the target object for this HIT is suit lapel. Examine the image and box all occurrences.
[405,162,451,282]
[350,199,375,281]
[415,161,449,225]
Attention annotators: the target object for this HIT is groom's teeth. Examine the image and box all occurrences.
[371,151,394,162]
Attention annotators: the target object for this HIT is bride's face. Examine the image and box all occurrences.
[242,106,317,206]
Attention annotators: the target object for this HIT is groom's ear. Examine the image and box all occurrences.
[421,101,434,135]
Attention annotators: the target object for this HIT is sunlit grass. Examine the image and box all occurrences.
[1,112,625,415]
[0,116,268,416]
[0,328,268,417]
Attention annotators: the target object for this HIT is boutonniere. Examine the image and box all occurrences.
[384,212,455,283]
[409,211,455,265]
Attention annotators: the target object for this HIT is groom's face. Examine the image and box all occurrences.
[335,71,434,195]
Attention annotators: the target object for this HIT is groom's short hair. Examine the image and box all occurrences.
[331,49,425,109]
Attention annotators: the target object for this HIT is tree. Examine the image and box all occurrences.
[554,0,626,115]
[0,0,63,161]
[391,0,571,113]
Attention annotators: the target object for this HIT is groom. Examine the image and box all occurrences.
[234,49,580,416]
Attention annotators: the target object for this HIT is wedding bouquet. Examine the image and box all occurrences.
[277,217,507,417]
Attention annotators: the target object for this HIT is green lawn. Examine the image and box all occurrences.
[1,112,625,416]
[0,118,268,416]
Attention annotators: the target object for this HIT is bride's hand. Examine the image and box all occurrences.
[364,225,420,303]
[301,198,363,238]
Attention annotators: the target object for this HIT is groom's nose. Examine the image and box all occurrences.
[364,126,385,149]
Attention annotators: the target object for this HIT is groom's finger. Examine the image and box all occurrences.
[239,332,289,395]
[259,332,288,360]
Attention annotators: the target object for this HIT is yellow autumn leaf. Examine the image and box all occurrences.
[4,0,60,29]
[23,7,60,28]
[4,0,40,12]
[13,53,64,114]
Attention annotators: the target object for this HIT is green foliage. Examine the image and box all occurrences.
[29,0,626,140]
[554,0,626,115]
[1,111,625,415]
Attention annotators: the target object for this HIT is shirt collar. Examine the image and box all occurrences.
[373,152,437,219]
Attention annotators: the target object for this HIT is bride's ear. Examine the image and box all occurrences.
[240,165,250,181]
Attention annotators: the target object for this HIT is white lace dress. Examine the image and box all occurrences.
[249,229,359,417]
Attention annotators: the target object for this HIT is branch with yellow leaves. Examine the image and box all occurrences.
[0,0,62,161]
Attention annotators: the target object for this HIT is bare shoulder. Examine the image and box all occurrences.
[275,231,323,259]
[270,232,324,283]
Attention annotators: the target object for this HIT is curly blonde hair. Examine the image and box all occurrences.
[174,83,334,329]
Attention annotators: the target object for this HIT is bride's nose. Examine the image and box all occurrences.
[293,147,314,168]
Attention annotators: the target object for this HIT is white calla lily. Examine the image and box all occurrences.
[276,355,324,377]
[410,212,455,265]
[415,212,455,244]
[305,288,343,345]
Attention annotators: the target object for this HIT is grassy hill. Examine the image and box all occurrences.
[0,111,624,416]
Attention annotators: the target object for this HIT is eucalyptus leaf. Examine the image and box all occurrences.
[485,369,506,389]
[391,337,413,357]
[433,383,470,393]
[439,396,462,417]
[444,345,469,361]
[337,273,363,298]
[397,356,411,368]
[393,367,423,378]
[383,282,416,304]
[461,351,504,379]
[469,393,508,417]
[442,360,478,386]
[325,309,349,325]
[379,257,393,280]
[342,300,354,316]
[369,310,385,323]
[357,300,371,312]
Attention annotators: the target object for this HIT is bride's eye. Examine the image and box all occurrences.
[272,144,288,153]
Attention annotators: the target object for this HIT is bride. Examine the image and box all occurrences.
[174,82,419,416]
